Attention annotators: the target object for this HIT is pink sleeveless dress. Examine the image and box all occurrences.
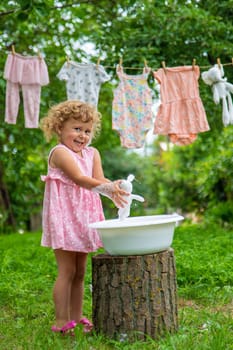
[153,66,209,145]
[41,144,104,252]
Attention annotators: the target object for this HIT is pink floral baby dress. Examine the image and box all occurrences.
[112,65,153,148]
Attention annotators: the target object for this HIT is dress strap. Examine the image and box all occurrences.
[48,144,76,166]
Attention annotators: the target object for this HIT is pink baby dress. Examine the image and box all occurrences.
[153,65,209,145]
[41,144,104,252]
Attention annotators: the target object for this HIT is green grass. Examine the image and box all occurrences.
[0,221,233,349]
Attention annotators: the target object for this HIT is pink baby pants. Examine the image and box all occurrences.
[4,53,49,128]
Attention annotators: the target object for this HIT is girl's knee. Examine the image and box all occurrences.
[74,269,86,282]
[58,265,76,281]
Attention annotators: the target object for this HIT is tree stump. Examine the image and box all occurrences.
[92,248,178,341]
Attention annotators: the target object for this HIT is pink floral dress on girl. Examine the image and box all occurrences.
[41,144,103,252]
[112,65,153,148]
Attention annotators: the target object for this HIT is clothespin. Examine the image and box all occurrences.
[217,57,221,69]
[38,50,42,60]
[11,45,15,55]
[117,57,123,72]
[192,58,196,70]
[144,59,149,73]
[66,55,70,67]
[162,61,166,74]
[96,57,101,70]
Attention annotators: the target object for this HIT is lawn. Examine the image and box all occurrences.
[0,221,233,349]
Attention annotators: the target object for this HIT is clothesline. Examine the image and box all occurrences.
[39,59,233,74]
[7,46,233,71]
[101,61,233,71]
[89,56,233,71]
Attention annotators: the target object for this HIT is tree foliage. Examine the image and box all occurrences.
[1,0,233,230]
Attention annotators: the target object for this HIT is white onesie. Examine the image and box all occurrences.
[57,61,110,106]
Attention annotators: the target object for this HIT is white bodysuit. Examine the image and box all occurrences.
[57,62,110,106]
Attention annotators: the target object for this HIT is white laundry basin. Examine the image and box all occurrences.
[89,214,184,256]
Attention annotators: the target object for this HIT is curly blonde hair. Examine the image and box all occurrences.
[40,100,102,141]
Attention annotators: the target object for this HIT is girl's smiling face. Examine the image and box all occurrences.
[59,118,93,153]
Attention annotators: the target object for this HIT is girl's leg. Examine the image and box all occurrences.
[53,249,76,327]
[70,252,88,322]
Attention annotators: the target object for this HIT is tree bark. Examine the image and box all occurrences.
[0,161,16,229]
[92,248,178,341]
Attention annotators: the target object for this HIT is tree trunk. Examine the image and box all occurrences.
[29,211,42,231]
[92,248,178,341]
[0,161,16,229]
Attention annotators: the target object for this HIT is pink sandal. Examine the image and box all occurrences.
[79,318,93,333]
[51,320,77,335]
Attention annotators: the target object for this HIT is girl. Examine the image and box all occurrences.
[40,100,128,334]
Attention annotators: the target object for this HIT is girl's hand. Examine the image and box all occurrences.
[92,180,129,208]
[111,180,129,208]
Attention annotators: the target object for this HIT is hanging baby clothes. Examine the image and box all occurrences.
[57,61,110,107]
[112,65,153,148]
[4,53,49,128]
[153,65,209,146]
[201,64,233,127]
